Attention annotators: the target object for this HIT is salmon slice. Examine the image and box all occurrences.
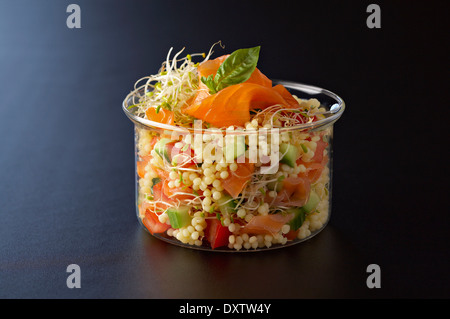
[273,176,311,207]
[296,139,329,183]
[182,54,303,127]
[298,162,325,183]
[184,84,243,126]
[190,55,230,106]
[247,67,272,87]
[221,162,255,198]
[184,83,290,127]
[145,107,174,125]
[241,213,294,236]
[297,155,329,183]
[162,179,195,201]
[272,84,300,108]
[187,55,273,111]
[198,55,229,78]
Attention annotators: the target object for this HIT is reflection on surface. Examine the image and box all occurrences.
[133,225,373,298]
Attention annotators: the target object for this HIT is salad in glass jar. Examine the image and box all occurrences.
[123,43,344,251]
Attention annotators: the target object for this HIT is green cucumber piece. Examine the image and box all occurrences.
[216,195,237,215]
[287,191,320,231]
[287,207,306,231]
[154,138,172,162]
[279,143,298,168]
[166,206,191,229]
[302,191,320,214]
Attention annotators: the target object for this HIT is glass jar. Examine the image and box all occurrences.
[123,80,345,251]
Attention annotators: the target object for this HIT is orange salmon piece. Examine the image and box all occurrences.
[221,162,255,198]
[241,213,294,236]
[184,54,273,124]
[184,83,289,127]
[272,84,300,108]
[145,107,174,125]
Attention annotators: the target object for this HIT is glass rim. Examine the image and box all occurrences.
[122,80,345,134]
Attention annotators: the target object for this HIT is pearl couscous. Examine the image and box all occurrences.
[124,44,338,251]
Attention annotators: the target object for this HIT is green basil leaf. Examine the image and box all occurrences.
[214,46,260,91]
[201,75,217,94]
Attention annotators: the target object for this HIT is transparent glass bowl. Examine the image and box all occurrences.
[123,80,345,252]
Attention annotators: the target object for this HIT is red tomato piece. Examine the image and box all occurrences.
[284,229,300,241]
[142,210,170,235]
[204,218,231,249]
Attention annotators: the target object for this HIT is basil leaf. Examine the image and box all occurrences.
[201,75,217,94]
[213,46,260,92]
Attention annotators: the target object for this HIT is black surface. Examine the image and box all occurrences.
[0,0,448,299]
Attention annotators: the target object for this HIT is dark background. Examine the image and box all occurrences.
[0,0,448,299]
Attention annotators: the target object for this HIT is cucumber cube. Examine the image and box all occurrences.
[279,143,298,168]
[166,206,191,229]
